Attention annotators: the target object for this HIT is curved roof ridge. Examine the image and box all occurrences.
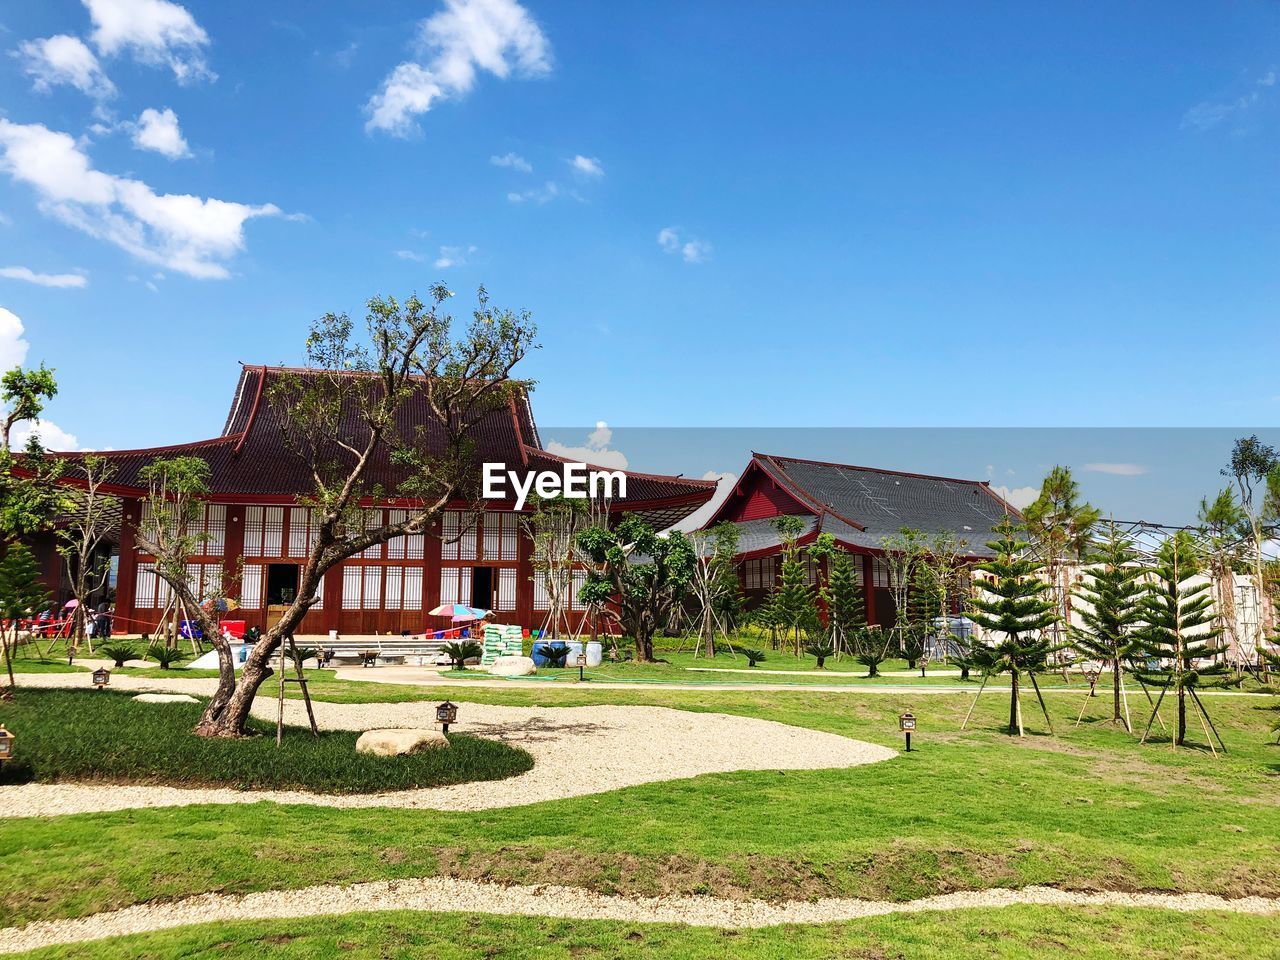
[754,454,867,531]
[753,451,991,487]
[524,445,718,488]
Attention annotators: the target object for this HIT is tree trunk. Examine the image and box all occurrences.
[635,627,655,663]
[701,605,714,658]
[1176,688,1186,746]
[1112,659,1122,725]
[194,642,275,737]
[1009,671,1020,735]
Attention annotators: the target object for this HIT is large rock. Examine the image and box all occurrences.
[356,728,448,756]
[489,655,536,677]
[132,693,199,704]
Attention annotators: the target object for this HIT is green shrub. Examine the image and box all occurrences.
[740,648,767,668]
[538,642,571,667]
[98,642,137,667]
[442,640,482,670]
[804,639,836,669]
[145,644,184,670]
[0,689,533,794]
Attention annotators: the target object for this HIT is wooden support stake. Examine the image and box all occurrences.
[1028,672,1055,735]
[1139,684,1167,746]
[1189,687,1227,755]
[960,673,989,731]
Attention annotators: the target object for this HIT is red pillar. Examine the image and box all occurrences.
[515,512,533,630]
[115,497,139,635]
[221,505,245,604]
[862,553,878,626]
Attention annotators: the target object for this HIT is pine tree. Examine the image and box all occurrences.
[772,552,818,656]
[1134,531,1236,749]
[906,563,940,629]
[825,549,865,656]
[0,543,52,694]
[769,516,818,656]
[1070,522,1145,729]
[966,517,1060,736]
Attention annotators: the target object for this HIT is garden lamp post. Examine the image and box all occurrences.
[0,724,13,768]
[91,667,110,690]
[1085,667,1100,697]
[899,712,916,752]
[436,700,458,735]
[577,652,587,682]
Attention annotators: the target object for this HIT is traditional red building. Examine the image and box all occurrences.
[44,365,716,637]
[704,453,1018,626]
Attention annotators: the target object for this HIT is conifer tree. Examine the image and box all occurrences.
[966,517,1060,736]
[1134,531,1236,749]
[0,543,52,695]
[1023,466,1100,658]
[825,548,865,656]
[769,515,818,656]
[1070,522,1145,729]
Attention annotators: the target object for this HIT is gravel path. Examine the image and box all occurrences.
[1,877,1276,954]
[0,673,896,818]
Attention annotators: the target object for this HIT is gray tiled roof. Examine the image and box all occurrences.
[754,454,1014,557]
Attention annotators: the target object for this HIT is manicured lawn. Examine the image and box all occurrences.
[9,906,1280,959]
[0,688,532,794]
[2,682,1276,930]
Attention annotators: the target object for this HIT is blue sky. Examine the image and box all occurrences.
[0,0,1277,508]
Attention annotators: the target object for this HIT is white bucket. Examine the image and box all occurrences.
[328,629,338,641]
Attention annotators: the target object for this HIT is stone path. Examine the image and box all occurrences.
[1,877,1276,954]
[1,672,896,818]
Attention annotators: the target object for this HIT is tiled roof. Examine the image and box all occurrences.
[51,365,715,526]
[713,453,1016,557]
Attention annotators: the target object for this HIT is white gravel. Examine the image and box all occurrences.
[0,672,896,818]
[0,877,1275,954]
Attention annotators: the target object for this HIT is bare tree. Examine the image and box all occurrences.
[134,286,537,737]
[57,456,120,652]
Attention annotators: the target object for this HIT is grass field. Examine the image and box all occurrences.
[0,689,532,794]
[3,639,1277,958]
[2,678,1276,930]
[10,906,1280,959]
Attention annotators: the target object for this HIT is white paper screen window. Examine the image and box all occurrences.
[288,507,310,558]
[342,566,362,610]
[241,564,263,608]
[362,567,381,609]
[205,505,226,556]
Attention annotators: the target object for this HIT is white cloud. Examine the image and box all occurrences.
[992,485,1040,510]
[545,421,629,470]
[1082,462,1147,476]
[11,419,83,452]
[0,266,88,289]
[395,249,427,262]
[507,181,558,204]
[569,154,603,177]
[0,119,283,280]
[434,244,476,269]
[669,470,737,533]
[83,0,214,83]
[490,151,531,172]
[365,0,551,137]
[658,226,711,264]
[18,34,117,99]
[0,307,30,370]
[1182,70,1277,131]
[131,107,190,159]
